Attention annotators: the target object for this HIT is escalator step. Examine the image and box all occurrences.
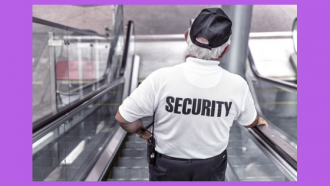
[110,167,149,180]
[117,157,148,167]
[107,178,149,181]
[128,135,145,142]
[121,149,147,157]
[125,142,147,149]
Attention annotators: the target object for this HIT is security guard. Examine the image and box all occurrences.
[115,8,268,181]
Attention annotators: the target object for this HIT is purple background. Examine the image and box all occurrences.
[0,0,326,185]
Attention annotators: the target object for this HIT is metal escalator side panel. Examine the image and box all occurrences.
[85,127,126,181]
[87,20,139,181]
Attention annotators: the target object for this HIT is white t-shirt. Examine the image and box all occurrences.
[119,57,257,159]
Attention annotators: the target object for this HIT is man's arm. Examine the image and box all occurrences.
[115,110,150,143]
[244,112,268,128]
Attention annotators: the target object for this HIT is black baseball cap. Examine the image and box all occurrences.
[190,8,232,50]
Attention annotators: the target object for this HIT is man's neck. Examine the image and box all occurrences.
[189,55,221,61]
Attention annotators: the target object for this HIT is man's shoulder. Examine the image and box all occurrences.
[147,63,183,79]
[221,69,248,87]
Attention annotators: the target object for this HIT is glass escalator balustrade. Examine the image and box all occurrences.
[33,23,66,123]
[57,34,112,106]
[32,6,124,127]
[33,5,127,181]
[33,83,124,181]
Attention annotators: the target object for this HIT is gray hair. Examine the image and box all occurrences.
[186,28,231,60]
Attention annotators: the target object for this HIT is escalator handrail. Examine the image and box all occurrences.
[119,20,134,76]
[253,125,297,166]
[247,48,297,91]
[33,17,108,38]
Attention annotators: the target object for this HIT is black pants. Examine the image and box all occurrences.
[149,149,227,181]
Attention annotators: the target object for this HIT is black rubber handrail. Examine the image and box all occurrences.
[252,127,297,170]
[33,17,108,38]
[56,76,106,95]
[120,20,134,76]
[247,48,297,90]
[292,18,297,53]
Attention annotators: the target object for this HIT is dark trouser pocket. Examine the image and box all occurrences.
[149,164,167,181]
[211,150,228,181]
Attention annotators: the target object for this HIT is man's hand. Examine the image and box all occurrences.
[256,117,268,127]
[136,128,151,144]
[115,109,152,144]
[244,112,268,128]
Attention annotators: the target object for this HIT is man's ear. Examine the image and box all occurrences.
[184,30,188,41]
[219,44,230,59]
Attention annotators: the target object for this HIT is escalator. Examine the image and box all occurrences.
[33,7,297,181]
[101,21,297,181]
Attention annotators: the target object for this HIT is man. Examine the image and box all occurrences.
[115,8,268,181]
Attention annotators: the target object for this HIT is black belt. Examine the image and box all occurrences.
[157,151,223,161]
